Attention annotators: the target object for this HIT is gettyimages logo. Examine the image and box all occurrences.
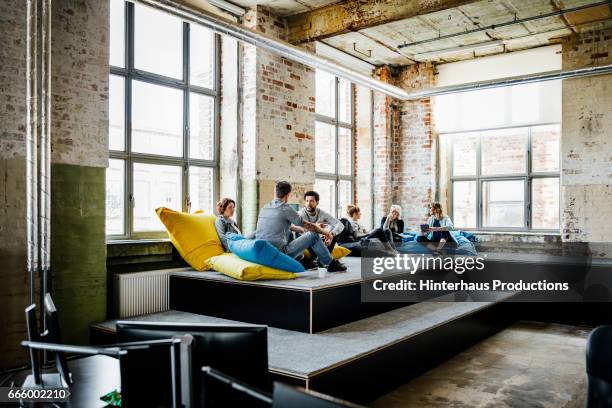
[372,253,486,275]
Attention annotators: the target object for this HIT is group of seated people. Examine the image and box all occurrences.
[214,181,455,273]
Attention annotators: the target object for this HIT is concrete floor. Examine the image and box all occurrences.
[372,321,591,408]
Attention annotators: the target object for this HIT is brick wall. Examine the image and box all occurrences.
[371,63,436,229]
[240,6,315,233]
[393,63,436,228]
[561,27,611,249]
[0,0,29,369]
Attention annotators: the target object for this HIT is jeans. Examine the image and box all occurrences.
[284,231,333,266]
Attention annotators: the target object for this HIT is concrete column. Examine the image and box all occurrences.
[561,27,612,252]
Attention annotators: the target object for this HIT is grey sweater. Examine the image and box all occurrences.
[215,215,241,251]
[298,207,344,236]
[254,199,304,251]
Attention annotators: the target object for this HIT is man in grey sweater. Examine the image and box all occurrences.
[297,191,344,250]
[255,181,347,273]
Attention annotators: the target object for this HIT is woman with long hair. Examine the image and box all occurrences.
[214,198,241,252]
[417,202,454,251]
[381,204,405,243]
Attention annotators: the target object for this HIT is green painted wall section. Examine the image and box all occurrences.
[51,163,106,345]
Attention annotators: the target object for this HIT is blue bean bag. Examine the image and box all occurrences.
[227,234,305,273]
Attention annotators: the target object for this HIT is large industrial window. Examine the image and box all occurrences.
[106,0,219,238]
[436,81,561,232]
[314,69,353,218]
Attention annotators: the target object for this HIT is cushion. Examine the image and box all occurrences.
[304,245,351,260]
[156,207,224,271]
[227,235,305,273]
[208,253,297,281]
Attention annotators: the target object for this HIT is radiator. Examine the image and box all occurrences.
[113,270,171,318]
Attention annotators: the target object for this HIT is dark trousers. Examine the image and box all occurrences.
[416,231,451,243]
[363,227,391,243]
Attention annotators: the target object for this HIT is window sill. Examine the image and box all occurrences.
[107,238,170,245]
[467,231,560,236]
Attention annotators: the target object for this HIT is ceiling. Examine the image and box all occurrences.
[228,0,612,65]
[321,0,612,65]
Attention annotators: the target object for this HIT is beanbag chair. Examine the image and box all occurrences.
[156,207,224,271]
[227,235,305,273]
[304,245,351,260]
[208,253,297,281]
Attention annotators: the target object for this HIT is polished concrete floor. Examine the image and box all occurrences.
[372,321,591,408]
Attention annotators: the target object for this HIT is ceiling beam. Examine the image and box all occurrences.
[286,0,481,44]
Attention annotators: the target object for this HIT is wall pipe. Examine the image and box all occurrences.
[26,0,39,306]
[131,0,411,100]
[39,0,52,329]
[405,63,612,100]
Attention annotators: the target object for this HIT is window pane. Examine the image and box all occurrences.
[481,128,527,175]
[482,180,525,228]
[452,133,478,176]
[134,4,182,79]
[338,127,351,176]
[460,88,506,130]
[532,178,559,230]
[133,163,182,231]
[316,70,335,117]
[190,24,215,89]
[314,179,335,216]
[337,180,352,219]
[131,80,183,157]
[531,124,560,173]
[338,78,351,124]
[189,93,214,160]
[315,121,335,173]
[453,181,476,229]
[512,83,540,124]
[109,75,125,151]
[189,166,214,215]
[109,0,125,67]
[106,159,125,235]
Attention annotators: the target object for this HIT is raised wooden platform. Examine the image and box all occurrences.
[168,257,418,333]
[91,298,515,404]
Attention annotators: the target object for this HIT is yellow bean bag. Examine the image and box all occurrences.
[156,207,224,271]
[304,245,351,260]
[208,253,297,281]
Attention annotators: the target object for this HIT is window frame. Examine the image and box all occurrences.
[108,1,220,240]
[448,122,560,233]
[315,75,354,218]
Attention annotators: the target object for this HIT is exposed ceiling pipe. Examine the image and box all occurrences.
[132,0,612,101]
[207,0,245,16]
[130,0,412,100]
[26,0,39,306]
[397,0,612,49]
[406,63,612,100]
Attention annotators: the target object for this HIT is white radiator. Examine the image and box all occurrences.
[113,270,171,318]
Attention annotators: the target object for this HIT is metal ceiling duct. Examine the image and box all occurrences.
[133,0,612,102]
[131,0,412,100]
[406,63,612,100]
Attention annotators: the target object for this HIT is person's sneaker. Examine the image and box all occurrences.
[301,259,320,270]
[327,259,347,273]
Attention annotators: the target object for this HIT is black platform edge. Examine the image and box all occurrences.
[169,274,414,333]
